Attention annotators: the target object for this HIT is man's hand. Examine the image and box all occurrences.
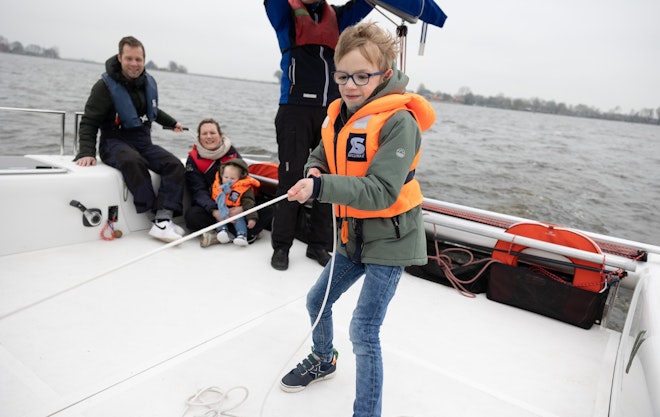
[75,156,97,167]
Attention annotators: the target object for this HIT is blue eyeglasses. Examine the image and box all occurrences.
[332,71,384,86]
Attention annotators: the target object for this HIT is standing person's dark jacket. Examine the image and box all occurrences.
[265,0,373,107]
[264,0,374,270]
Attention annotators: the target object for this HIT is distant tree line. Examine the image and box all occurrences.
[1,34,655,123]
[145,60,187,74]
[0,35,187,74]
[417,84,660,126]
[0,36,59,58]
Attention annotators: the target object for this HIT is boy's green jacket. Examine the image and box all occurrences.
[305,67,436,266]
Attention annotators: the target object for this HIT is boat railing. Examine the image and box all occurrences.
[0,106,83,156]
[73,111,83,156]
[423,197,660,258]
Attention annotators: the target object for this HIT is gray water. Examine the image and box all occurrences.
[1,53,659,245]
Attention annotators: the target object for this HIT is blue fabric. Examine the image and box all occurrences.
[372,0,447,27]
[101,72,158,128]
[218,217,247,237]
[306,252,403,417]
[216,181,233,219]
[264,0,374,105]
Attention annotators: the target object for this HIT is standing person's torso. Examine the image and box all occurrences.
[265,0,373,107]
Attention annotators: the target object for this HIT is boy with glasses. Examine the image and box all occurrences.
[281,22,436,417]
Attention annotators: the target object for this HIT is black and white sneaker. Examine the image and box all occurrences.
[148,220,183,243]
[280,349,338,393]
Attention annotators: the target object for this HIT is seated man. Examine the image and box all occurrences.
[75,35,186,242]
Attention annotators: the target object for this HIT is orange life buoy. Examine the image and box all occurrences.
[492,222,604,292]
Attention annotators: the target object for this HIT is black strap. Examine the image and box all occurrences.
[404,169,415,184]
[349,219,364,265]
[391,216,401,239]
[346,216,401,265]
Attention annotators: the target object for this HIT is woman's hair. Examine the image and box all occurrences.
[197,118,223,137]
[334,22,399,71]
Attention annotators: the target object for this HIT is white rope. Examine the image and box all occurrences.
[0,193,289,320]
[181,386,249,417]
[258,206,339,417]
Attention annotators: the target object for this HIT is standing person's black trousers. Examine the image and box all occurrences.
[272,105,333,254]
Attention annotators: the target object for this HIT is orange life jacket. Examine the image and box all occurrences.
[321,93,435,222]
[211,174,261,208]
[288,0,339,50]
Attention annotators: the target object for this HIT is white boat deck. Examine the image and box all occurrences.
[2,153,659,417]
[1,228,623,417]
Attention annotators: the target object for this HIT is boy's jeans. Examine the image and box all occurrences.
[306,252,403,417]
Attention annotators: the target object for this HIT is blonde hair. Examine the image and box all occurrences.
[334,22,399,72]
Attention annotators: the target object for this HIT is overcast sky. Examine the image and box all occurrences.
[1,0,658,113]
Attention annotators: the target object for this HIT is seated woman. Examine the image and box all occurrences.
[184,118,271,247]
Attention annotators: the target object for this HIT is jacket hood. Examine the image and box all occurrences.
[375,63,409,98]
[220,158,249,178]
[105,55,122,80]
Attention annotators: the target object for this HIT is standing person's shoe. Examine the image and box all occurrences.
[271,248,289,271]
[200,231,219,248]
[306,245,331,266]
[148,220,183,243]
[280,349,338,393]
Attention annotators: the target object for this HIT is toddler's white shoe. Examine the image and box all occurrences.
[233,235,248,246]
[217,229,231,244]
[148,220,183,243]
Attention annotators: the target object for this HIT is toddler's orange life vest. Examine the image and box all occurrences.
[211,174,261,208]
